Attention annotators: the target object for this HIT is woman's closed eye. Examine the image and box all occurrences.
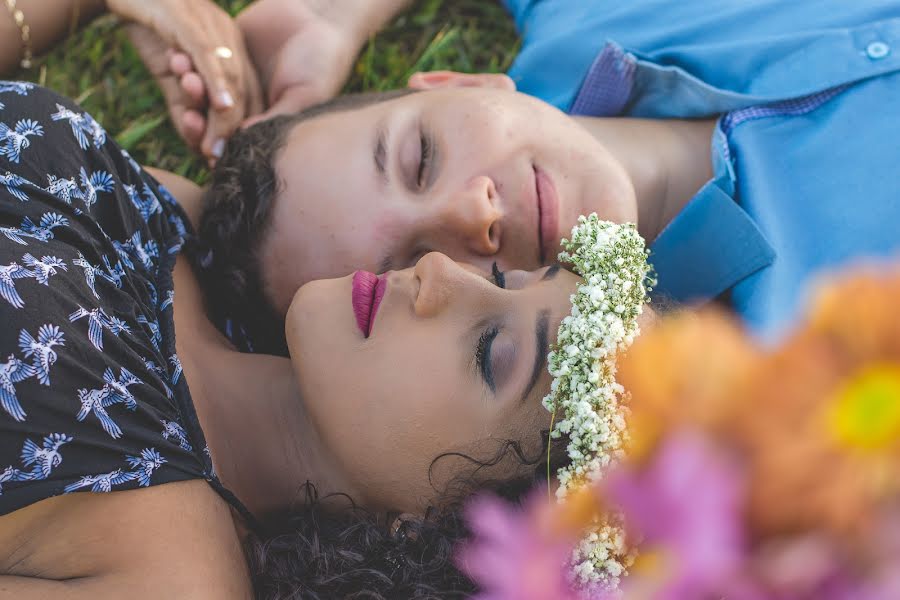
[475,326,517,394]
[475,265,515,394]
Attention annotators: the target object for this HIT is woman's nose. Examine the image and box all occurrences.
[439,175,502,255]
[413,252,461,318]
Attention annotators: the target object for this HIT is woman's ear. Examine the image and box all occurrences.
[407,70,516,91]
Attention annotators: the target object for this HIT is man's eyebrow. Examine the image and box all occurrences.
[522,309,550,405]
[541,263,562,281]
[377,254,394,274]
[374,120,388,185]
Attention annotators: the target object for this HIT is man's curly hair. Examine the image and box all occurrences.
[191,90,417,355]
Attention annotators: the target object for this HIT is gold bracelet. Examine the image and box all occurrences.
[4,0,33,69]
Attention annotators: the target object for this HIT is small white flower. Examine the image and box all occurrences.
[545,214,654,589]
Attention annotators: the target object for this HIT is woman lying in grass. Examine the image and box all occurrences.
[0,82,657,598]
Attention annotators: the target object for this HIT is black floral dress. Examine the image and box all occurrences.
[0,82,240,517]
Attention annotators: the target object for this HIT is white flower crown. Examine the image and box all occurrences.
[543,214,654,591]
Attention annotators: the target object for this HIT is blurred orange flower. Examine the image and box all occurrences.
[618,268,900,547]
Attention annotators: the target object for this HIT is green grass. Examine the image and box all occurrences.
[10,0,518,183]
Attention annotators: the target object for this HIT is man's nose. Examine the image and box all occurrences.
[438,175,502,255]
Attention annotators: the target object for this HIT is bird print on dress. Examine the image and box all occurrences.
[101,255,126,287]
[160,290,174,312]
[20,433,72,479]
[78,167,114,211]
[167,213,188,254]
[0,212,69,245]
[0,465,31,494]
[72,254,128,298]
[0,118,43,163]
[0,81,34,96]
[75,367,142,439]
[114,231,159,272]
[0,86,207,513]
[102,367,142,411]
[72,253,101,298]
[161,420,192,452]
[18,324,65,386]
[203,446,216,478]
[0,353,35,421]
[64,447,166,493]
[126,448,166,487]
[1,433,71,494]
[125,183,162,221]
[120,148,141,173]
[143,357,173,399]
[68,306,130,351]
[22,212,68,241]
[169,355,183,385]
[1,171,29,202]
[76,386,122,438]
[45,174,82,205]
[0,260,37,308]
[22,254,67,285]
[49,103,106,150]
[63,468,137,493]
[136,314,161,350]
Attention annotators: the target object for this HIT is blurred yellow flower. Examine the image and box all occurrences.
[827,363,900,452]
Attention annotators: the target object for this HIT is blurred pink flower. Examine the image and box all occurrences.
[605,430,758,600]
[457,490,580,600]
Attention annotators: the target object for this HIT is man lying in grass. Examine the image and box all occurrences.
[7,0,897,350]
[187,0,900,353]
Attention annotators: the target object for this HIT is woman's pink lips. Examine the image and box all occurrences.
[534,166,559,264]
[351,271,388,338]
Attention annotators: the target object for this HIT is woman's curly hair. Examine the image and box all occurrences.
[247,432,570,599]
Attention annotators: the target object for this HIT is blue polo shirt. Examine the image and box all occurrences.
[503,0,900,340]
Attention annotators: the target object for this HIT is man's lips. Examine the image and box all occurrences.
[352,271,387,337]
[534,165,559,264]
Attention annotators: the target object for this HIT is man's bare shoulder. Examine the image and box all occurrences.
[0,479,251,599]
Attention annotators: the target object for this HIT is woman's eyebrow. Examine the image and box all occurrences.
[522,309,550,405]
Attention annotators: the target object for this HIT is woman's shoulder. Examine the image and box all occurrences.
[0,479,252,598]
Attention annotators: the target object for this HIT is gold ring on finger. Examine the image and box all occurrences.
[214,46,234,59]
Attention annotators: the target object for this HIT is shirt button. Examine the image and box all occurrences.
[866,41,890,60]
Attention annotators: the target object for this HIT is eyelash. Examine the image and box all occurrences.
[475,263,507,392]
[475,326,500,393]
[417,130,434,189]
[491,262,506,289]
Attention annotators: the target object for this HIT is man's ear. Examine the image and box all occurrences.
[407,70,516,91]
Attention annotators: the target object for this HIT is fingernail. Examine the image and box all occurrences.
[212,139,225,158]
[219,90,234,108]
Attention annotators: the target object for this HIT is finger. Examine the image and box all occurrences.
[241,51,265,118]
[179,72,207,108]
[200,34,264,158]
[187,42,238,111]
[180,110,206,149]
[169,50,194,77]
[156,75,203,152]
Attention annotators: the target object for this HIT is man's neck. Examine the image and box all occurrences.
[572,116,716,242]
